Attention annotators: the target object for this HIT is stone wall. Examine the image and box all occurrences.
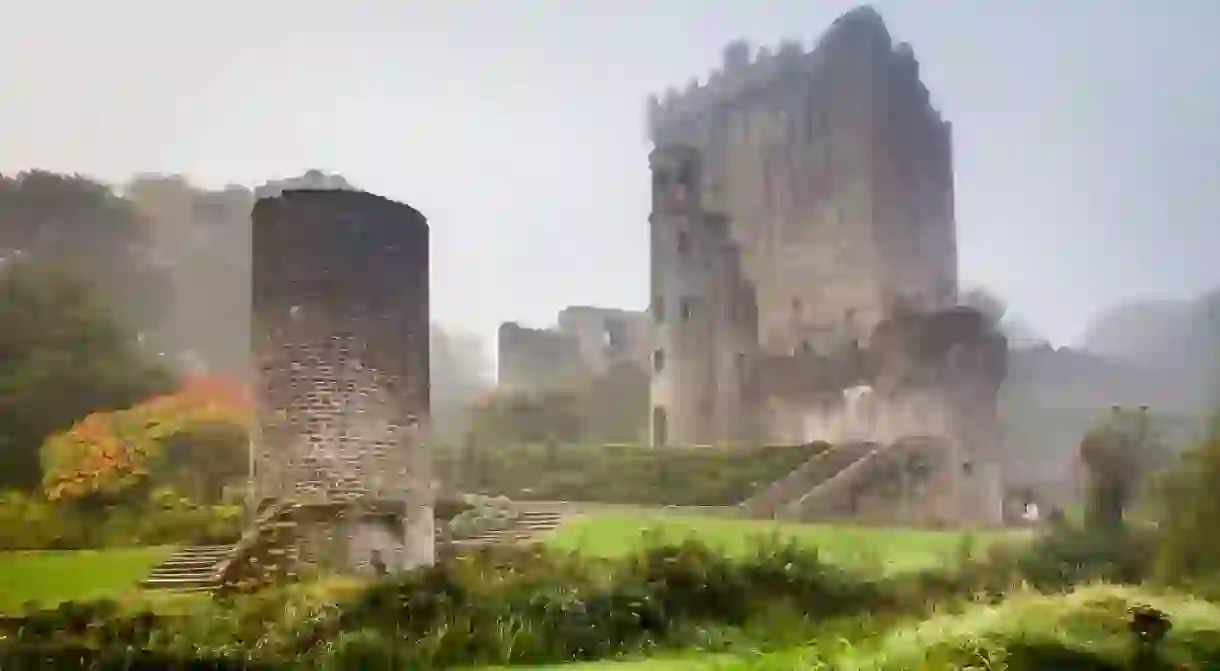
[648,146,760,446]
[250,189,434,571]
[496,322,588,392]
[758,306,1008,525]
[557,306,651,374]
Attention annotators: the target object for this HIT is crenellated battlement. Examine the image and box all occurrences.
[647,5,943,140]
[647,37,817,139]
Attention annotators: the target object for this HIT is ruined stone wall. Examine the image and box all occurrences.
[496,322,589,392]
[557,306,652,374]
[250,189,433,571]
[648,146,759,446]
[754,306,1007,525]
[647,7,956,356]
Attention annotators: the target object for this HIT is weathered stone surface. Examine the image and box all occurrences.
[648,146,760,446]
[648,7,956,355]
[644,7,1006,527]
[250,189,434,572]
[497,307,652,393]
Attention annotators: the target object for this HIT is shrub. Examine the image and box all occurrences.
[1150,414,1220,584]
[0,488,241,550]
[434,442,827,505]
[0,490,90,550]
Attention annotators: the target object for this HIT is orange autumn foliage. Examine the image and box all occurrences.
[41,375,253,501]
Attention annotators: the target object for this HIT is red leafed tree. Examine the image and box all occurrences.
[42,375,252,503]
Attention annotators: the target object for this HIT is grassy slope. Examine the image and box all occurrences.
[545,514,1028,574]
[0,545,176,612]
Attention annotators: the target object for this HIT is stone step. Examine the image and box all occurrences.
[169,551,230,558]
[148,566,218,578]
[140,576,217,590]
[159,555,227,565]
[179,544,233,552]
[166,552,230,563]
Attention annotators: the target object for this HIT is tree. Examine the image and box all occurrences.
[0,262,174,490]
[0,171,171,336]
[1078,406,1170,530]
[41,375,250,503]
[1151,412,1220,581]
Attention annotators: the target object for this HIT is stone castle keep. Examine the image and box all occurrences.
[250,189,434,572]
[499,7,1008,525]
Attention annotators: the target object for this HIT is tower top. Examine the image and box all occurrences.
[646,5,918,140]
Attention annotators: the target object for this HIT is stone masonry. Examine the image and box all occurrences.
[250,189,434,572]
[644,6,1007,525]
[648,6,957,356]
[648,145,760,446]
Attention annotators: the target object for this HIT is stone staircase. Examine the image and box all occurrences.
[143,507,569,593]
[140,545,233,592]
[784,437,949,524]
[450,510,566,548]
[739,441,877,518]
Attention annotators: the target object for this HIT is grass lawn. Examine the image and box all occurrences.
[545,514,1029,574]
[0,545,176,613]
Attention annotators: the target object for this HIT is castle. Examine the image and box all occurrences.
[501,6,1008,525]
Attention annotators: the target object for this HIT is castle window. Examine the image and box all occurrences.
[680,297,694,321]
[676,162,694,189]
[653,349,665,373]
[677,230,690,256]
[791,297,802,315]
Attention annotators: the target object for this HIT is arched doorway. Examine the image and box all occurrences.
[652,406,668,447]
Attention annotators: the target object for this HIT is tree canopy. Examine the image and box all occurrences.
[41,375,250,503]
[0,261,175,490]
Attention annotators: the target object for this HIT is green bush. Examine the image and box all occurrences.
[0,488,241,550]
[9,531,1205,669]
[0,490,90,550]
[1150,415,1220,584]
[1011,525,1156,590]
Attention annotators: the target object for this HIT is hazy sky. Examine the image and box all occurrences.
[2,1,1217,352]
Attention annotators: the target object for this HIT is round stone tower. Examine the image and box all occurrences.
[250,189,434,573]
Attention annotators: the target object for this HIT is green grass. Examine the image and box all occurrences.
[545,514,1027,574]
[0,545,176,613]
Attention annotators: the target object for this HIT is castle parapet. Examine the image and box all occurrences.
[647,38,825,139]
[647,6,944,140]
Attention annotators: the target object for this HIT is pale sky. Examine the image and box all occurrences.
[2,0,1217,353]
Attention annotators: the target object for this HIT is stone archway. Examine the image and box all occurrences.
[652,406,668,447]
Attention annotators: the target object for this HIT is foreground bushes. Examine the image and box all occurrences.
[1,524,1210,669]
[1,538,888,668]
